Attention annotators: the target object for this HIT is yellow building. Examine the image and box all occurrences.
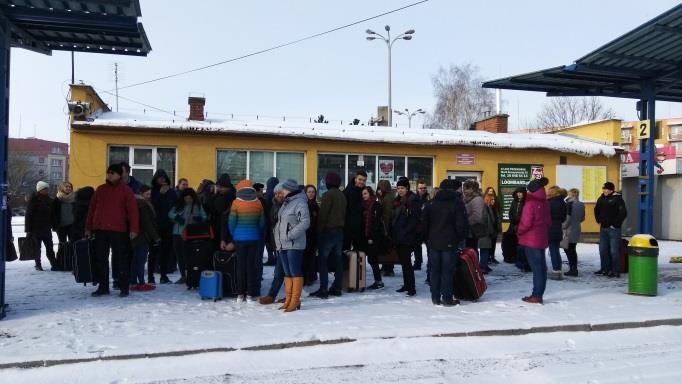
[68,85,620,233]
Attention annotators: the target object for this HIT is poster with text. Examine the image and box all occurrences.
[498,164,541,221]
[379,159,395,181]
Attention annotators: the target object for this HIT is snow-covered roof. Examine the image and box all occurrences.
[72,112,618,158]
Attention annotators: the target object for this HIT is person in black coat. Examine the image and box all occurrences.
[71,186,95,241]
[151,169,178,284]
[594,181,628,277]
[392,178,421,296]
[422,179,467,306]
[214,173,236,252]
[547,186,567,279]
[343,170,367,250]
[262,177,279,266]
[25,181,58,270]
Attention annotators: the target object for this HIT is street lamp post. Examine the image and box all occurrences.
[394,108,426,128]
[366,26,414,127]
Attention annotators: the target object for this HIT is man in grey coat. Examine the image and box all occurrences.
[561,188,585,276]
[274,179,310,312]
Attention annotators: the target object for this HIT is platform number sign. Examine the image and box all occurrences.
[638,120,650,139]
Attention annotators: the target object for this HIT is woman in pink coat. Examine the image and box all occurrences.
[516,177,551,304]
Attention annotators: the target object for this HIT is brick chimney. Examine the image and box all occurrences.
[188,96,205,121]
[473,113,509,133]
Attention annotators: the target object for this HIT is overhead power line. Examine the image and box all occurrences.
[115,0,429,91]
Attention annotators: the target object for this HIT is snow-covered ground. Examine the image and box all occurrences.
[2,217,682,383]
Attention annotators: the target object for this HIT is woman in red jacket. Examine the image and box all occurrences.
[517,177,551,304]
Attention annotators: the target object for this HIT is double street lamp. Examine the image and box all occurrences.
[366,25,415,127]
[394,108,425,128]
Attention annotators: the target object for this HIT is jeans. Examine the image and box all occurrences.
[267,254,285,298]
[548,240,562,271]
[130,243,148,285]
[235,241,261,297]
[94,231,131,293]
[317,229,344,292]
[280,249,304,277]
[428,248,456,302]
[599,227,621,273]
[397,244,416,291]
[172,235,186,277]
[479,248,491,271]
[524,246,548,299]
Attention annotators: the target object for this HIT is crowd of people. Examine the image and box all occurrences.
[18,162,628,309]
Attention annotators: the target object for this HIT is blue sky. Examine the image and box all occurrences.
[9,0,682,142]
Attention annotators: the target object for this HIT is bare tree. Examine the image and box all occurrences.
[7,152,37,201]
[427,64,494,130]
[536,97,616,129]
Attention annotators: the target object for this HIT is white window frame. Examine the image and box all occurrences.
[107,145,177,183]
[318,153,435,187]
[216,149,306,182]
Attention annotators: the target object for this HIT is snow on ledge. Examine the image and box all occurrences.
[73,112,618,158]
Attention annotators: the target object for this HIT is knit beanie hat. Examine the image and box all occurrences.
[107,163,123,176]
[527,177,549,193]
[325,172,342,189]
[281,179,299,192]
[236,179,253,191]
[396,178,410,189]
[36,181,49,192]
[439,179,457,190]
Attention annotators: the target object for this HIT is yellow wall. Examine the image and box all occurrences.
[555,119,622,145]
[69,126,620,233]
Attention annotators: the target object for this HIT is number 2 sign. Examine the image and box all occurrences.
[638,120,650,139]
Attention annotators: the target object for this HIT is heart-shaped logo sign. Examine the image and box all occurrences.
[380,163,393,173]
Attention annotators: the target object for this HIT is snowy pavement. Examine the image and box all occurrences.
[2,218,682,383]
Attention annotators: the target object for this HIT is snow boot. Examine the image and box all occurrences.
[285,277,303,312]
[279,277,292,310]
[259,295,275,305]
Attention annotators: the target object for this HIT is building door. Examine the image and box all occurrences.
[446,171,481,184]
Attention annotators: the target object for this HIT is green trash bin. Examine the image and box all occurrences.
[628,234,659,296]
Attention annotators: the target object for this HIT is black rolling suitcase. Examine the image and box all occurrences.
[73,239,95,285]
[213,251,238,297]
[184,240,213,289]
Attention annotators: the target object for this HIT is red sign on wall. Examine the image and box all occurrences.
[457,153,475,165]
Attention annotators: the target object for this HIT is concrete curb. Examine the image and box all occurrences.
[2,318,680,371]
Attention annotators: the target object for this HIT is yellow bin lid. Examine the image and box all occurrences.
[629,234,658,248]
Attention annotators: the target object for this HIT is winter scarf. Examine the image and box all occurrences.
[57,191,76,203]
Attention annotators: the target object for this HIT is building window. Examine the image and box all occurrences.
[216,150,304,185]
[51,172,63,181]
[407,157,434,188]
[39,157,45,164]
[317,153,433,196]
[347,154,376,188]
[38,170,45,176]
[52,147,63,155]
[51,159,63,167]
[108,146,177,186]
[276,152,304,183]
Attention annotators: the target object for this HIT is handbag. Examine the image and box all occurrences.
[182,222,214,241]
[19,235,40,261]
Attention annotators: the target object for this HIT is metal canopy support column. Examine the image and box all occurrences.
[638,84,656,235]
[0,16,10,320]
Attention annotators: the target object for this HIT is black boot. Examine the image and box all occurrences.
[565,254,578,276]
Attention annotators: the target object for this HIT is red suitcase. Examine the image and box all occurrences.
[454,248,487,301]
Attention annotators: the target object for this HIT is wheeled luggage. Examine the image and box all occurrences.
[199,270,223,301]
[620,238,629,273]
[213,251,238,297]
[184,240,213,289]
[454,248,487,301]
[73,238,95,285]
[342,250,366,292]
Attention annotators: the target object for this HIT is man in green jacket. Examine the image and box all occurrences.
[310,172,347,299]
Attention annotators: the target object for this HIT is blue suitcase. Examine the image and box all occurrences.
[199,270,223,301]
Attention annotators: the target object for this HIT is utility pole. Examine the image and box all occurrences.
[71,51,75,84]
[114,62,119,112]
